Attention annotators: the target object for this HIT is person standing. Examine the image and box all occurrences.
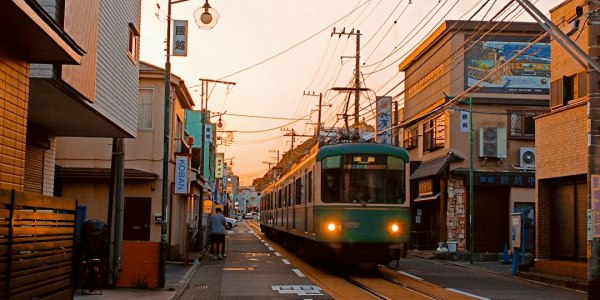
[209,207,227,259]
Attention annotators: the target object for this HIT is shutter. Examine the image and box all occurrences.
[24,145,44,193]
[576,182,587,259]
[577,71,588,99]
[550,79,563,108]
[551,184,575,258]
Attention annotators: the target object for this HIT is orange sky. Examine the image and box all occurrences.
[140,0,562,185]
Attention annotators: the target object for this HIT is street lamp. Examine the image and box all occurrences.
[161,0,219,288]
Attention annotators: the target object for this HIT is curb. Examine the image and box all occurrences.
[170,259,202,300]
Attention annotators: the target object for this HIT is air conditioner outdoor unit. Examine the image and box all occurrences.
[519,147,536,169]
[479,127,507,158]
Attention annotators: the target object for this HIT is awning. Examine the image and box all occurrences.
[413,192,440,202]
[410,152,464,180]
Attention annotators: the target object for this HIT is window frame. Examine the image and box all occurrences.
[508,110,545,140]
[403,126,418,149]
[138,88,154,130]
[423,115,445,152]
[128,23,140,64]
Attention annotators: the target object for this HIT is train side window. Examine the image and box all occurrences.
[307,171,313,204]
[295,177,302,205]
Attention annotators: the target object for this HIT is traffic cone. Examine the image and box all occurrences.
[502,243,510,264]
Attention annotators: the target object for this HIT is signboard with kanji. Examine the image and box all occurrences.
[376,96,392,144]
[215,153,224,179]
[172,20,188,56]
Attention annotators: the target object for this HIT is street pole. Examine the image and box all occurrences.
[469,97,474,265]
[159,0,174,289]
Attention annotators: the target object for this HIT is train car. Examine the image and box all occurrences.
[259,141,410,265]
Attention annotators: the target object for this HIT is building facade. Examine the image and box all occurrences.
[399,20,548,253]
[534,0,594,281]
[56,62,199,260]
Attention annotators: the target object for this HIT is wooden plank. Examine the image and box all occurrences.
[0,189,13,205]
[10,277,70,300]
[13,220,74,227]
[12,226,74,236]
[14,192,75,211]
[10,266,71,288]
[11,261,70,278]
[0,240,73,255]
[14,211,74,221]
[12,249,72,262]
[0,235,72,247]
[11,253,71,271]
[12,235,73,244]
[0,208,9,218]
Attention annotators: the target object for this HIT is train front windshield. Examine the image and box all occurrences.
[321,154,406,204]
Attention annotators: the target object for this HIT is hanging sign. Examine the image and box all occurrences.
[175,155,189,194]
[172,20,188,56]
[215,153,224,179]
[376,96,392,144]
[460,111,470,132]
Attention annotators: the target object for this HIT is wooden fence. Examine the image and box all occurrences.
[0,189,77,300]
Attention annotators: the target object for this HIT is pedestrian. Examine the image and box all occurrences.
[209,207,227,259]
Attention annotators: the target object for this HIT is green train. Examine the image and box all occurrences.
[259,142,410,264]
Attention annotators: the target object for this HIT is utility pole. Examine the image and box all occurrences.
[269,149,280,164]
[198,78,235,183]
[331,27,362,125]
[513,1,600,298]
[303,91,324,136]
[263,161,275,170]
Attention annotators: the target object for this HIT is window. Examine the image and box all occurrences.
[423,115,445,152]
[550,72,587,108]
[128,23,140,63]
[509,111,544,139]
[138,88,153,129]
[403,127,418,149]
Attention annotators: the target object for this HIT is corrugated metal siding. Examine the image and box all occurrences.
[95,1,141,137]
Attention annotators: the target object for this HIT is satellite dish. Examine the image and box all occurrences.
[194,0,219,30]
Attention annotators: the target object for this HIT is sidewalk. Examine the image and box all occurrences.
[74,255,203,300]
[408,249,587,292]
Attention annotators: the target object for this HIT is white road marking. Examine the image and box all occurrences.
[272,285,322,296]
[282,259,291,265]
[446,288,490,300]
[397,270,423,281]
[292,269,306,277]
[268,247,274,251]
[274,252,281,256]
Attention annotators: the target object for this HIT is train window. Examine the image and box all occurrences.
[321,154,405,204]
[322,156,341,168]
[307,171,313,203]
[387,156,405,170]
[295,178,302,205]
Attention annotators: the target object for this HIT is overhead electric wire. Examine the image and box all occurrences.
[216,0,374,81]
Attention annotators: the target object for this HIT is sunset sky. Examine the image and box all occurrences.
[140,0,562,185]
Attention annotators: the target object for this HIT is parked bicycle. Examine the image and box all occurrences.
[77,219,108,295]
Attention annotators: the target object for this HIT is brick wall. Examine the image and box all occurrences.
[536,104,587,179]
[0,48,29,191]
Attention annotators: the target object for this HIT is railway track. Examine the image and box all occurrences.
[247,223,475,299]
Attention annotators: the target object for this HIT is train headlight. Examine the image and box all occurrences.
[388,222,403,235]
[327,223,337,232]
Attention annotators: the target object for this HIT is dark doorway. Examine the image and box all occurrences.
[123,197,151,241]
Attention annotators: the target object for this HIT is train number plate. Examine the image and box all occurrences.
[345,222,360,229]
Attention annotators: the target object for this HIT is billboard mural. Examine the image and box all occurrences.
[464,36,550,95]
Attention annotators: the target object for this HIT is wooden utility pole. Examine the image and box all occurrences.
[303,91,324,136]
[331,27,362,125]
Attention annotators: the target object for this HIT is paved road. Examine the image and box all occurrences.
[398,257,586,300]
